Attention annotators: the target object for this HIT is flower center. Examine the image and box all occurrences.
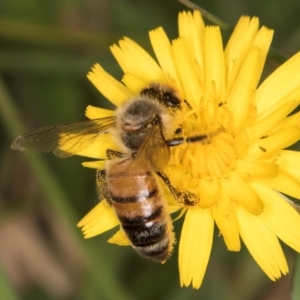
[165,106,249,207]
[182,130,236,179]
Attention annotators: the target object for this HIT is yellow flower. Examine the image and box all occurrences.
[77,11,300,289]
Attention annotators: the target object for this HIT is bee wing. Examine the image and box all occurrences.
[134,122,170,171]
[11,117,116,158]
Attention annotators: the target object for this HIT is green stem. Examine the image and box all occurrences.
[178,0,231,30]
[0,266,19,300]
[292,254,300,300]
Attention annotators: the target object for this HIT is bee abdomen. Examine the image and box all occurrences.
[132,221,171,263]
[120,208,171,263]
[107,163,174,262]
[113,195,171,262]
[121,209,165,246]
[110,188,172,262]
[135,233,170,262]
[110,188,158,203]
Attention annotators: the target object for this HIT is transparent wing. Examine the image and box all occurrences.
[11,117,116,158]
[134,122,170,171]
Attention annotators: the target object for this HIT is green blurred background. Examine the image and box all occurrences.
[1,0,300,299]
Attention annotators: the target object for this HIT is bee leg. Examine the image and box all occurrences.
[156,171,199,206]
[106,149,125,160]
[96,169,111,205]
[175,190,199,206]
[156,171,178,199]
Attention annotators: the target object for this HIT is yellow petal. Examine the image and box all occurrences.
[235,159,278,180]
[108,229,131,246]
[282,110,300,129]
[199,178,219,208]
[179,208,214,289]
[236,204,288,280]
[204,26,225,104]
[278,150,300,183]
[220,173,264,215]
[256,51,300,115]
[251,26,273,85]
[257,170,300,200]
[110,37,164,82]
[172,38,203,108]
[82,160,105,169]
[212,189,240,251]
[85,105,115,120]
[246,126,300,159]
[75,134,119,159]
[77,201,119,238]
[87,64,132,107]
[122,73,149,95]
[246,101,299,140]
[228,25,273,126]
[178,10,205,72]
[226,47,260,129]
[149,27,182,90]
[225,16,259,93]
[167,205,182,215]
[55,130,116,159]
[251,182,300,252]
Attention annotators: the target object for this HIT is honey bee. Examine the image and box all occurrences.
[11,83,186,263]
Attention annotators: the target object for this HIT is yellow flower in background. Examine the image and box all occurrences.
[77,11,300,289]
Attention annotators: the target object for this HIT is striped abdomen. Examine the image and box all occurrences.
[107,159,174,263]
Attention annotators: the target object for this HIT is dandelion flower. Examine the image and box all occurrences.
[76,11,300,289]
